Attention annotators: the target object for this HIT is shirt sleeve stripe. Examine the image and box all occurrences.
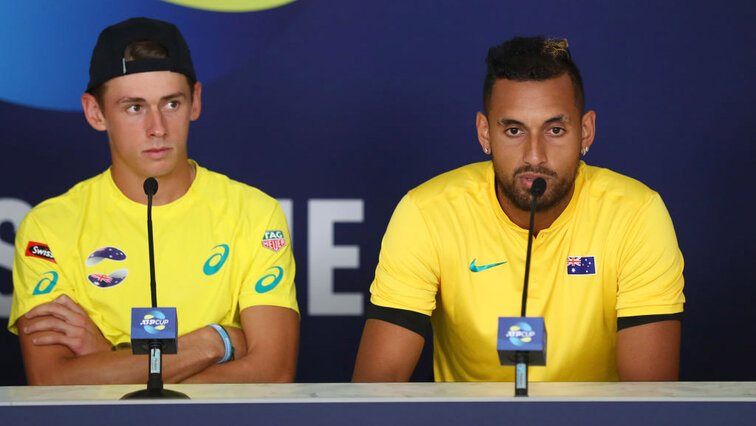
[366,302,431,337]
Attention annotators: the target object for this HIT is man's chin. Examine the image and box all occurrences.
[504,188,536,212]
[534,194,560,212]
[138,159,178,179]
[502,185,568,213]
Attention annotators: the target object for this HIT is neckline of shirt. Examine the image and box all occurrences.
[486,161,586,237]
[105,159,203,212]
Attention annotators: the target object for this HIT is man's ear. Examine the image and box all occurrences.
[476,111,491,154]
[580,110,596,151]
[81,93,107,131]
[190,81,202,121]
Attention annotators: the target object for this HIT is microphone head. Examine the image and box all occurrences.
[143,177,158,197]
[530,177,547,197]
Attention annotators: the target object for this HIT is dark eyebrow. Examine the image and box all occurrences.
[545,115,568,124]
[117,96,146,104]
[160,92,187,102]
[496,118,525,127]
[117,92,187,104]
[496,115,570,128]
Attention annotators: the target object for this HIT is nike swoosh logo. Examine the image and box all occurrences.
[469,258,507,272]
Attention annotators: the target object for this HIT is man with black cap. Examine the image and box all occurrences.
[8,17,299,384]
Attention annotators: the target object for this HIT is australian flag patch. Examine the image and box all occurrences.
[566,256,596,275]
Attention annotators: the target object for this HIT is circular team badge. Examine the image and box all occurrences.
[85,246,127,266]
[88,268,129,288]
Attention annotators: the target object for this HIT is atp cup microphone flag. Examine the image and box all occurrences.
[497,317,546,365]
[131,307,178,354]
[498,177,548,396]
[122,177,187,399]
[129,178,178,354]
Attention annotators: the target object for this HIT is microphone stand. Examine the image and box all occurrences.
[515,178,545,397]
[122,178,189,399]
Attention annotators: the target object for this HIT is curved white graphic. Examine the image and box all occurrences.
[162,0,296,12]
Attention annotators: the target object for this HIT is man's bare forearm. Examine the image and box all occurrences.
[180,347,296,383]
[181,306,299,384]
[21,320,225,385]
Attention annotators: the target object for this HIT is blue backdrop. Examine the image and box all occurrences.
[1,0,754,384]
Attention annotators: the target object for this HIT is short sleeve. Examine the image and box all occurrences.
[238,200,299,315]
[8,214,74,334]
[370,194,440,316]
[616,193,685,317]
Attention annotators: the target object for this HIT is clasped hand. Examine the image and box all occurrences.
[22,294,112,356]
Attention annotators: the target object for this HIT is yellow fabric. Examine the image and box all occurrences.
[9,161,298,346]
[370,161,684,382]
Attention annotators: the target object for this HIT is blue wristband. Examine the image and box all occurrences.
[208,323,234,363]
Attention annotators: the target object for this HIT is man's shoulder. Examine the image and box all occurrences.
[196,166,281,211]
[407,161,490,208]
[25,170,110,224]
[581,164,660,208]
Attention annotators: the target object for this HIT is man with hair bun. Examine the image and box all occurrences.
[8,17,299,385]
[353,36,685,382]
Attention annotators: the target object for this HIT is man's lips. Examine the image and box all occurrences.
[518,174,550,189]
[143,147,172,159]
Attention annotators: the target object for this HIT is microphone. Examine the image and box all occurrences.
[497,177,548,397]
[122,178,187,399]
[143,177,158,197]
[144,177,158,308]
[530,177,546,198]
[521,177,546,316]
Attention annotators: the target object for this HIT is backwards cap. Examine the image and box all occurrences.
[86,17,196,92]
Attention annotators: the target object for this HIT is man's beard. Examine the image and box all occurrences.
[495,164,578,213]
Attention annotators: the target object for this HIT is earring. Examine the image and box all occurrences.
[484,147,490,154]
[581,146,589,156]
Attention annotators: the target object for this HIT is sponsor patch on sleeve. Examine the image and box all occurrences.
[25,241,56,263]
[262,230,287,252]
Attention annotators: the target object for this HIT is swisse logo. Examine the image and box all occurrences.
[31,246,53,257]
[25,241,56,263]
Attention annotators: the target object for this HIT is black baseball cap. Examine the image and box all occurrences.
[86,17,196,92]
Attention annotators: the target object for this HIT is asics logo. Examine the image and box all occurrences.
[255,266,283,293]
[203,244,230,276]
[469,258,507,272]
[33,271,58,295]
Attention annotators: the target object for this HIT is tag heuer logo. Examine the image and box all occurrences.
[262,230,287,252]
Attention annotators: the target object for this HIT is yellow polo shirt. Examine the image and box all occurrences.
[370,161,684,381]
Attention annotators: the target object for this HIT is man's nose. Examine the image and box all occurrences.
[146,109,167,138]
[523,134,547,165]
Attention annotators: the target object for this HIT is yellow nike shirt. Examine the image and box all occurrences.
[370,161,684,381]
